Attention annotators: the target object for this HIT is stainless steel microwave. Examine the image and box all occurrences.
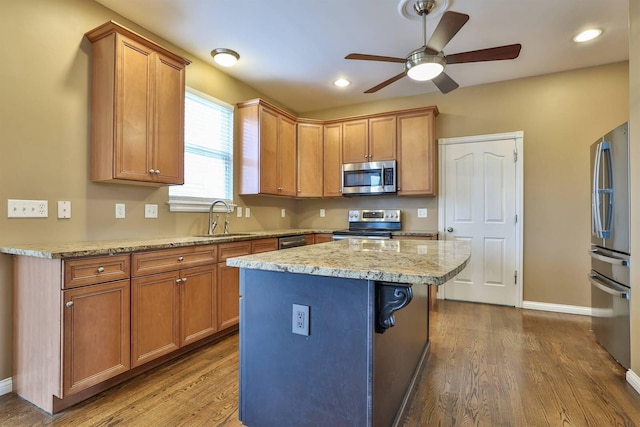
[341,160,397,196]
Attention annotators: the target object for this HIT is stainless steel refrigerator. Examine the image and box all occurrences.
[589,121,630,369]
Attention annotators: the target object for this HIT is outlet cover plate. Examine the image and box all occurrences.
[8,199,48,218]
[417,208,428,218]
[115,203,126,219]
[57,201,71,219]
[292,304,310,336]
[144,204,158,218]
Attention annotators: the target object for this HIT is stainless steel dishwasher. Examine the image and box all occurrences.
[278,235,307,249]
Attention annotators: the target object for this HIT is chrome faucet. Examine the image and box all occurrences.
[208,199,231,235]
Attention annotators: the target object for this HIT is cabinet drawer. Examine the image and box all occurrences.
[251,238,278,254]
[218,241,252,262]
[132,245,217,277]
[64,255,130,288]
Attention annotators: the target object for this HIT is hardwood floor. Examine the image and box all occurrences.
[2,300,640,426]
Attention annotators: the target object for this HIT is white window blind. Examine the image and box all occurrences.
[168,88,234,212]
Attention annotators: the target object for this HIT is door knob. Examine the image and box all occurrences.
[447,227,454,232]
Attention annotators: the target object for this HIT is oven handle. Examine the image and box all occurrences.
[588,274,630,299]
[589,249,630,266]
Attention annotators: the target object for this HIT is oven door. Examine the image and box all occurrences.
[342,161,396,195]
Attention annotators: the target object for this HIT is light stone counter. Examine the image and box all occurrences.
[0,229,332,259]
[227,238,470,286]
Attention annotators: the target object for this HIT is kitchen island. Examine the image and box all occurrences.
[227,238,470,427]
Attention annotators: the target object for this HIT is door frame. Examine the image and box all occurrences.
[437,131,524,307]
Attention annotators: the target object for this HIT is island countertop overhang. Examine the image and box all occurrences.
[227,239,470,286]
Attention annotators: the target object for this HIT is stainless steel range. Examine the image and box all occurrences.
[332,209,401,240]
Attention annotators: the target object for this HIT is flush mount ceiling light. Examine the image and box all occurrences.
[211,48,240,67]
[573,28,602,43]
[333,78,351,87]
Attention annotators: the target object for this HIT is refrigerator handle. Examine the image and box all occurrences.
[601,141,614,238]
[592,142,604,237]
[589,249,629,266]
[588,274,630,300]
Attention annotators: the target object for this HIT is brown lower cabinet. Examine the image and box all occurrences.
[314,233,334,243]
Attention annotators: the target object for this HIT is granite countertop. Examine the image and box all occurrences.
[226,238,470,286]
[0,229,333,259]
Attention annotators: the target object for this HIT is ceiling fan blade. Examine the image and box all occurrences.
[432,72,459,94]
[345,53,406,63]
[426,11,470,53]
[446,44,522,64]
[364,72,407,93]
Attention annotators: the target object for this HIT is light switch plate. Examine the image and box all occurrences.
[57,201,71,219]
[320,209,325,218]
[245,207,251,218]
[237,207,243,218]
[281,208,286,218]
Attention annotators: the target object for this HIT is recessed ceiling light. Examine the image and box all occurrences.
[334,79,351,87]
[211,48,240,67]
[573,28,602,43]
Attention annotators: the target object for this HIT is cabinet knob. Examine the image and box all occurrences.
[66,301,74,308]
[149,169,156,174]
[182,277,188,283]
[176,278,183,284]
[97,266,105,273]
[155,170,160,175]
[178,256,184,262]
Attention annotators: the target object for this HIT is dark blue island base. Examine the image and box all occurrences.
[239,269,430,427]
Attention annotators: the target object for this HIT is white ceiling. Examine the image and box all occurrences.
[95,0,629,114]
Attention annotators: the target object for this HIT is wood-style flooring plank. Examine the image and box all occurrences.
[2,300,640,426]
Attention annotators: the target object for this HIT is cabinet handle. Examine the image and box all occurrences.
[178,256,184,262]
[97,266,105,273]
[66,301,74,308]
[155,170,160,175]
[182,277,188,283]
[149,169,156,174]
[176,278,183,284]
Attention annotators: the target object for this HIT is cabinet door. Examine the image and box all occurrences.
[314,233,334,243]
[342,119,369,163]
[397,110,437,195]
[217,264,240,330]
[153,53,185,184]
[323,123,343,197]
[369,116,396,161]
[115,35,154,182]
[180,265,218,346]
[131,271,180,367]
[297,122,323,197]
[62,279,130,396]
[279,115,297,196]
[259,106,280,195]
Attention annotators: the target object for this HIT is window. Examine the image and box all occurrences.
[168,88,234,212]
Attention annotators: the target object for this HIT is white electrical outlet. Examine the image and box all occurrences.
[320,209,325,218]
[57,201,71,219]
[245,207,251,218]
[292,304,310,336]
[281,208,286,218]
[237,207,243,218]
[144,204,158,218]
[7,199,48,218]
[115,203,126,219]
[417,208,428,218]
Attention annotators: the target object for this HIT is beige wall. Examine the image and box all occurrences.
[0,0,631,383]
[302,62,629,308]
[628,1,640,375]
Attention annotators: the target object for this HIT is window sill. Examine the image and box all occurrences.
[167,198,236,213]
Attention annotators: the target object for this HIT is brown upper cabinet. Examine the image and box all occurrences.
[342,116,396,163]
[238,99,297,196]
[297,120,324,197]
[323,122,343,197]
[85,21,190,185]
[396,107,439,196]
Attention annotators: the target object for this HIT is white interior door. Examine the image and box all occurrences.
[439,133,523,306]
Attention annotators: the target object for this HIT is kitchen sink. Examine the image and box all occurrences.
[193,233,255,238]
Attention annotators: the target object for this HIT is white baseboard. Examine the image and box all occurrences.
[626,370,640,395]
[522,301,592,316]
[0,377,12,396]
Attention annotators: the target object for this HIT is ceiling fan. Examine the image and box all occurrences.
[345,0,522,94]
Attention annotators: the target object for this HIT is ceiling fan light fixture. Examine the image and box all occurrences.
[211,48,240,67]
[406,50,445,81]
[573,28,602,43]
